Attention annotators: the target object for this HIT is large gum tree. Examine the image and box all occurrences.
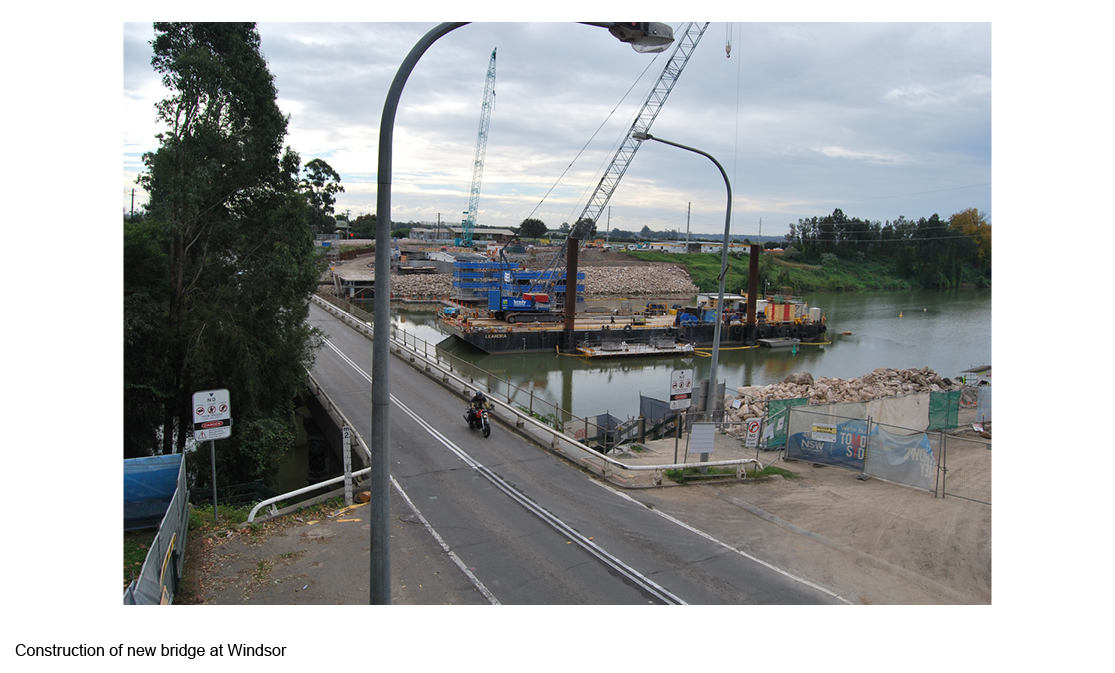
[128,22,322,485]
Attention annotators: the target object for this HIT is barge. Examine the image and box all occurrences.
[438,290,827,355]
[438,239,827,354]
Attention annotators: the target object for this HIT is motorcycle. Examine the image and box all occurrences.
[465,403,491,438]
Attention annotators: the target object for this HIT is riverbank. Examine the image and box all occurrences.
[624,250,990,293]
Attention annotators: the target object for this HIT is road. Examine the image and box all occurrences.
[308,301,847,605]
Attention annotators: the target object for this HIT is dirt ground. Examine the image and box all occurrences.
[627,423,991,604]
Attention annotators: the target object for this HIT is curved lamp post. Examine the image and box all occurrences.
[630,131,732,426]
[371,22,674,605]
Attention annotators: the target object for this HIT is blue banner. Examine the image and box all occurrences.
[787,418,870,470]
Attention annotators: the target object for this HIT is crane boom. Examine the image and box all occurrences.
[525,22,709,296]
[461,48,497,248]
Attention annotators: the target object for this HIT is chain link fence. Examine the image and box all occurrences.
[783,405,990,504]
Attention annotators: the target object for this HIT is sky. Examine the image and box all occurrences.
[123,19,992,240]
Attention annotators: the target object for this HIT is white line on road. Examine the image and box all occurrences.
[591,480,854,604]
[319,335,687,604]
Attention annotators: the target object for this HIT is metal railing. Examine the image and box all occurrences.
[312,293,763,481]
[246,371,372,522]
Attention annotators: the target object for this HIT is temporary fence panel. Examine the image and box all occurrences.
[941,433,992,504]
[872,392,930,431]
[864,423,938,492]
[785,407,869,472]
[976,387,992,423]
[124,455,190,604]
[765,397,809,447]
[928,390,961,431]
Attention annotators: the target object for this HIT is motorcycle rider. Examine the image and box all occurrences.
[469,391,489,424]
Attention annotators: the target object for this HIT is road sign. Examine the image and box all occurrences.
[193,389,232,440]
[669,369,693,410]
[745,418,762,448]
[193,389,232,522]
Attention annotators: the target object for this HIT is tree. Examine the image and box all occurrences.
[130,22,321,486]
[949,207,991,272]
[300,158,344,236]
[518,217,547,239]
[350,213,377,239]
[572,217,596,239]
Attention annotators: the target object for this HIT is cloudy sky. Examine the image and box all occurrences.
[123,19,991,240]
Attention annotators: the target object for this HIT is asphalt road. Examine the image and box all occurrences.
[307,301,846,605]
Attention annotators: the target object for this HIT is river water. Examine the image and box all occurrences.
[388,288,992,421]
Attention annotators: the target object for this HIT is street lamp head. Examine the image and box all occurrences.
[631,130,652,141]
[607,22,675,53]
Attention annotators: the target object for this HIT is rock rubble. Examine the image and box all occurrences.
[723,367,965,426]
[581,266,699,297]
[376,264,699,299]
[388,273,453,299]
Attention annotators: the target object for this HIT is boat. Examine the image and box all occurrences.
[757,337,801,348]
[575,338,694,358]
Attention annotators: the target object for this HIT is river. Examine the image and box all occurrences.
[388,288,991,422]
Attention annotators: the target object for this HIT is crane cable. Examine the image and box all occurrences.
[521,55,661,224]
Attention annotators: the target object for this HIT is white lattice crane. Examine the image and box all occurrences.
[461,48,496,247]
[522,22,710,297]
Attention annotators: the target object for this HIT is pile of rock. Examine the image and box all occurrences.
[724,367,963,425]
[388,273,453,299]
[582,266,698,297]
[375,263,699,300]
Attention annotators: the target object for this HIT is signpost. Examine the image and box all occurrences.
[670,369,693,410]
[670,370,693,463]
[193,389,232,521]
[744,417,763,448]
[342,425,353,506]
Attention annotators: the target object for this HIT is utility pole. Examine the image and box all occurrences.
[685,202,691,247]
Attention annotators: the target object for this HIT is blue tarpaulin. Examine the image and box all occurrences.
[124,454,183,531]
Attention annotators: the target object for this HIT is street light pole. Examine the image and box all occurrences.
[631,131,732,424]
[372,23,674,605]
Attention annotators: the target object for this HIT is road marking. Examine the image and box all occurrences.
[591,480,854,604]
[390,475,500,605]
[319,335,686,605]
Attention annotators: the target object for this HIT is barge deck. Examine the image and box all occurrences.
[439,309,827,354]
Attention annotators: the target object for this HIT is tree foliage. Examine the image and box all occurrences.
[300,158,344,235]
[518,217,547,239]
[349,213,377,239]
[127,22,322,486]
[783,207,991,288]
